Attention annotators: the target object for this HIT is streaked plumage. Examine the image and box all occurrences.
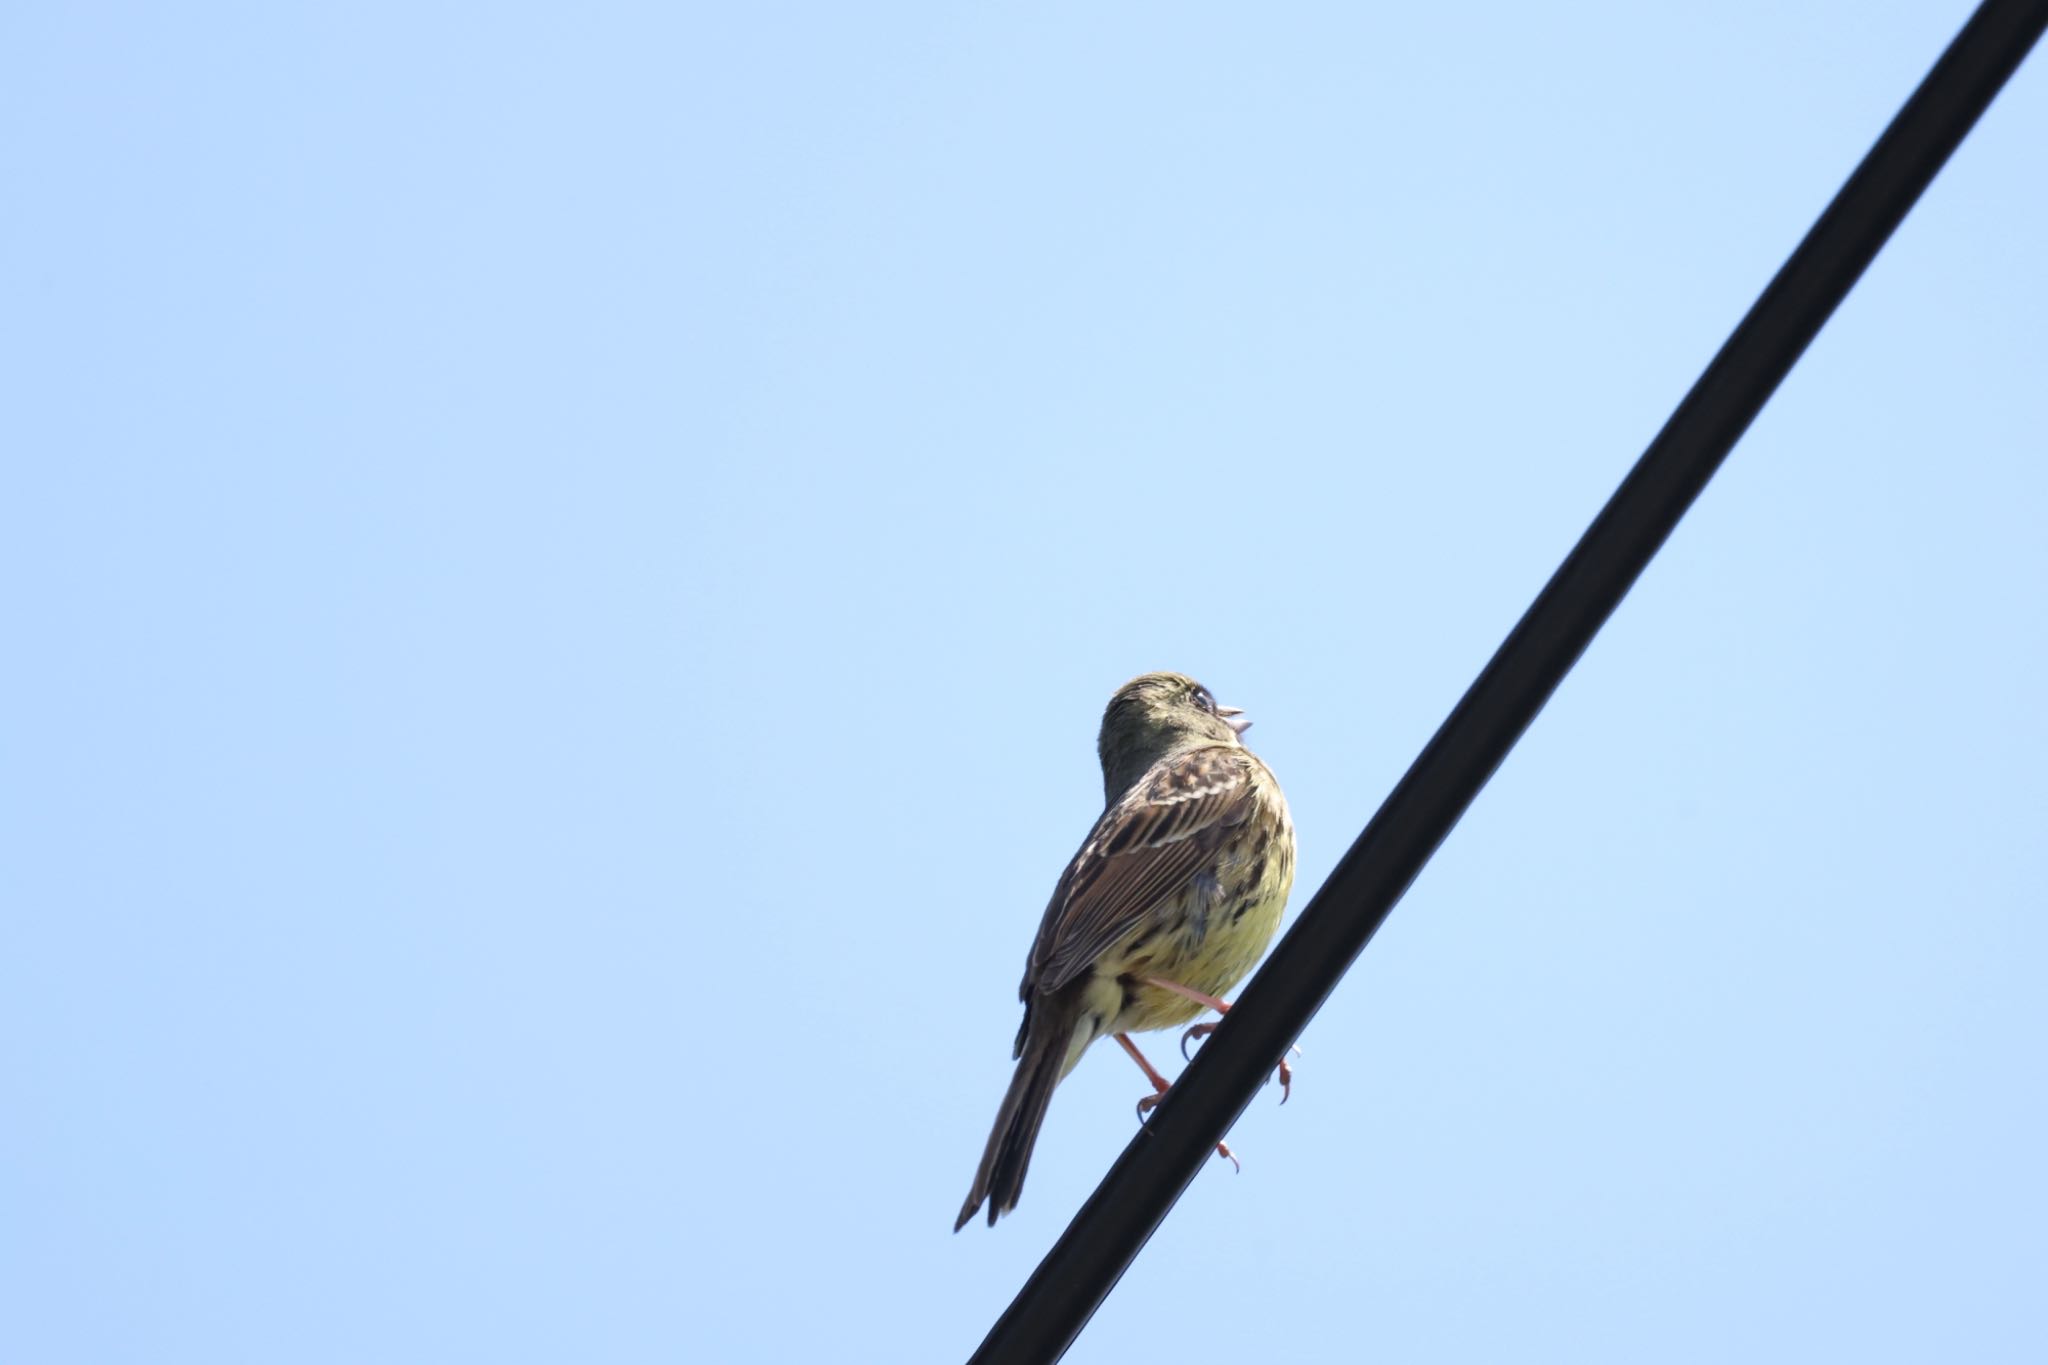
[956,672,1295,1230]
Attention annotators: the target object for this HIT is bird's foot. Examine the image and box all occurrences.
[1122,1034,1239,1170]
[1177,1021,1299,1104]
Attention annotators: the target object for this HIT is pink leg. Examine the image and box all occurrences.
[1114,1033,1239,1172]
[1114,1031,1174,1096]
[1141,976,1299,1104]
[1139,976,1232,1013]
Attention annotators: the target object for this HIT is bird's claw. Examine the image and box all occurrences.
[1136,1088,1239,1170]
[1179,1023,1297,1104]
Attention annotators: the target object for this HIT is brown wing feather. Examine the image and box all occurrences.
[1025,746,1254,996]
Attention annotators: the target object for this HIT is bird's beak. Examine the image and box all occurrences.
[1217,705,1252,736]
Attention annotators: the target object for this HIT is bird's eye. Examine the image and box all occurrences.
[1192,687,1216,714]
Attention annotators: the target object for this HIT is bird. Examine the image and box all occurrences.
[955,671,1296,1230]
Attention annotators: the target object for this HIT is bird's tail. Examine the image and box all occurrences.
[955,1000,1078,1231]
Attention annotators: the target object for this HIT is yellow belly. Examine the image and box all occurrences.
[1096,794,1295,1038]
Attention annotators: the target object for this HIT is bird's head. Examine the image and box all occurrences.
[1096,672,1252,801]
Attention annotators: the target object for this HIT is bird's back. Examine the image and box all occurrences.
[1096,756,1293,1036]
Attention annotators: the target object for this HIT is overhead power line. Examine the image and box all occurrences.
[966,2,2048,1362]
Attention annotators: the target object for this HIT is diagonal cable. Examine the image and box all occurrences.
[968,3,2048,1361]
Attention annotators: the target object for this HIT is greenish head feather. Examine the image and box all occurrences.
[1096,672,1245,802]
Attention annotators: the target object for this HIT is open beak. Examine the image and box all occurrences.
[1216,705,1253,736]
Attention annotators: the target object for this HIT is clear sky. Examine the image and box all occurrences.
[5,4,2045,1362]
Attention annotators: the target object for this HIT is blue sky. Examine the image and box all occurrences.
[5,3,2045,1362]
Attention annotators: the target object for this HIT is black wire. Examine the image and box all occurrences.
[966,3,2048,1361]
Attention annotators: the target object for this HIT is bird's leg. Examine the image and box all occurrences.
[1139,976,1234,1015]
[1115,1032,1174,1112]
[1140,976,1299,1104]
[1113,1032,1238,1172]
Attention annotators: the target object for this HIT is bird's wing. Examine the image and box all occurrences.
[1026,745,1255,996]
